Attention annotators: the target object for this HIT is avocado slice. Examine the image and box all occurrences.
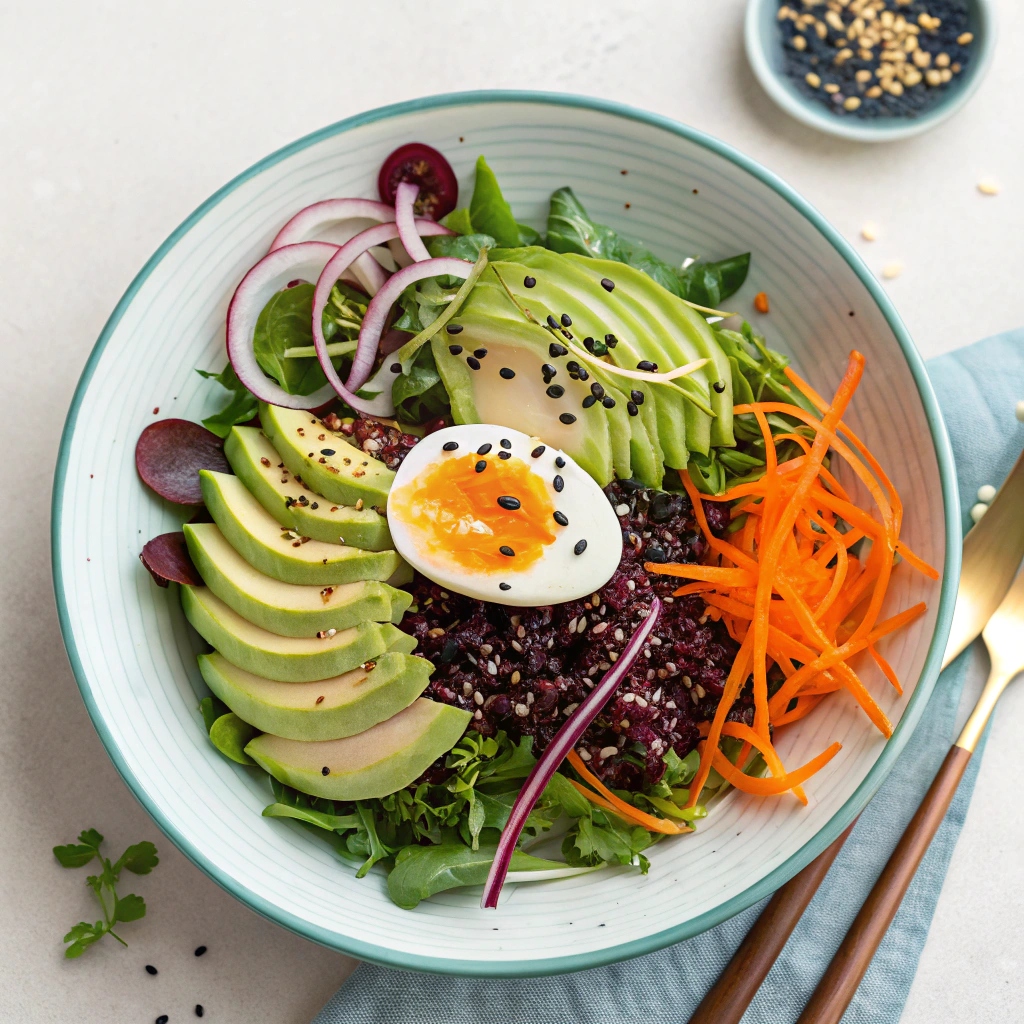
[181,585,416,682]
[183,522,411,637]
[469,266,693,468]
[430,311,616,485]
[260,404,395,508]
[200,470,405,586]
[198,650,433,741]
[225,426,393,551]
[245,698,471,800]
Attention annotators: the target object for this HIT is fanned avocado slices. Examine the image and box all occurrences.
[225,426,393,551]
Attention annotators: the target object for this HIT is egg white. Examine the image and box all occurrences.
[386,424,622,606]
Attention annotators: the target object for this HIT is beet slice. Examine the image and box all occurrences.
[140,532,203,588]
[136,419,230,505]
[378,143,458,220]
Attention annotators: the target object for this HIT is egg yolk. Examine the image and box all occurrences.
[388,452,558,574]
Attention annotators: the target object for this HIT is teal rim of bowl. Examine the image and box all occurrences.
[51,89,961,977]
[745,0,996,142]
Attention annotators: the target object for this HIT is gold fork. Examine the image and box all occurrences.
[797,562,1024,1023]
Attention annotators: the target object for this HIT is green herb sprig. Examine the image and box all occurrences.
[53,829,159,958]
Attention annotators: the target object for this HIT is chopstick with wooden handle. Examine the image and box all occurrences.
[687,825,854,1024]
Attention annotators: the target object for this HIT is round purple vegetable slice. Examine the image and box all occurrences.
[140,532,203,588]
[377,142,458,220]
[136,419,230,505]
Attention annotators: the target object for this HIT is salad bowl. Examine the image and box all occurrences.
[52,91,959,975]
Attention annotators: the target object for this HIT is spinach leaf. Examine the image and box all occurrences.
[386,843,565,909]
[469,156,521,247]
[208,713,257,765]
[426,232,496,262]
[442,207,475,236]
[252,283,330,396]
[392,341,451,425]
[195,363,258,438]
[546,187,750,304]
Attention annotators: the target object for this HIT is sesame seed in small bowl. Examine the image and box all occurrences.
[745,0,995,142]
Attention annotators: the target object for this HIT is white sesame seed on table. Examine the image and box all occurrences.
[2,1,1023,1023]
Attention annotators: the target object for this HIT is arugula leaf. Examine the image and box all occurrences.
[54,830,158,957]
[469,156,522,247]
[195,363,258,439]
[386,843,566,909]
[262,802,361,832]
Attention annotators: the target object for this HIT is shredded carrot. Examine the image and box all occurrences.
[566,750,691,835]
[644,350,938,809]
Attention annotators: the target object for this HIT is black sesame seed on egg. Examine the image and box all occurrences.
[574,539,588,555]
[531,445,546,458]
[497,495,521,510]
[500,438,511,449]
[553,510,568,526]
[477,442,492,455]
[553,475,564,491]
[499,545,515,557]
[442,441,459,452]
[498,451,511,460]
[499,582,512,590]
[475,460,487,473]
[555,456,565,468]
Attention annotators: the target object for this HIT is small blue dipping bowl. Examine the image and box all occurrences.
[745,0,995,142]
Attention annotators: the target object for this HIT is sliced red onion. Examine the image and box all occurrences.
[344,257,473,402]
[386,237,414,269]
[226,241,341,409]
[395,181,432,263]
[481,597,663,909]
[269,197,399,296]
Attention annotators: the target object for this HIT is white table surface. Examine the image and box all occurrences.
[2,1,1021,1020]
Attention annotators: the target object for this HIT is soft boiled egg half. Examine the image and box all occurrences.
[386,424,622,606]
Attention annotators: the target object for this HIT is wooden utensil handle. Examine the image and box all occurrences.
[795,745,972,1024]
[688,824,855,1024]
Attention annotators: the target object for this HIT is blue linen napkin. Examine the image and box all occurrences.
[314,329,1024,1024]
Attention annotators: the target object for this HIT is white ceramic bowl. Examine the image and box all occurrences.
[53,92,959,976]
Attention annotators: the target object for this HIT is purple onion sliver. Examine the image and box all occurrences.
[480,596,663,909]
[394,181,432,263]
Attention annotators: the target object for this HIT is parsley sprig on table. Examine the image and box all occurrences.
[53,829,159,958]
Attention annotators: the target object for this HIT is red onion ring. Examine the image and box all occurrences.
[343,257,473,401]
[226,241,341,409]
[269,197,400,296]
[309,221,451,403]
[481,597,663,909]
[394,181,432,263]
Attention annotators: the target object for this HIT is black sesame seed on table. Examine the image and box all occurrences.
[196,1007,205,1019]
[449,344,463,355]
[467,356,481,370]
[499,367,516,379]
[559,413,577,425]
[497,495,522,510]
[500,438,511,449]
[446,323,463,334]
[194,945,207,957]
[475,460,487,473]
[531,445,546,458]
[145,964,158,976]
[546,384,565,399]
[549,342,568,357]
[601,278,615,292]
[574,539,588,555]
[156,1016,169,1024]
[582,395,597,409]
[474,348,488,359]
[553,474,564,491]
[499,545,515,557]
[524,276,536,288]
[555,456,565,468]
[477,442,493,455]
[442,441,459,451]
[553,510,569,526]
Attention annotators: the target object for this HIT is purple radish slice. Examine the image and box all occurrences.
[481,596,663,909]
[394,181,432,263]
[226,241,343,410]
[140,532,203,587]
[378,142,458,220]
[136,419,230,505]
[341,257,474,414]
